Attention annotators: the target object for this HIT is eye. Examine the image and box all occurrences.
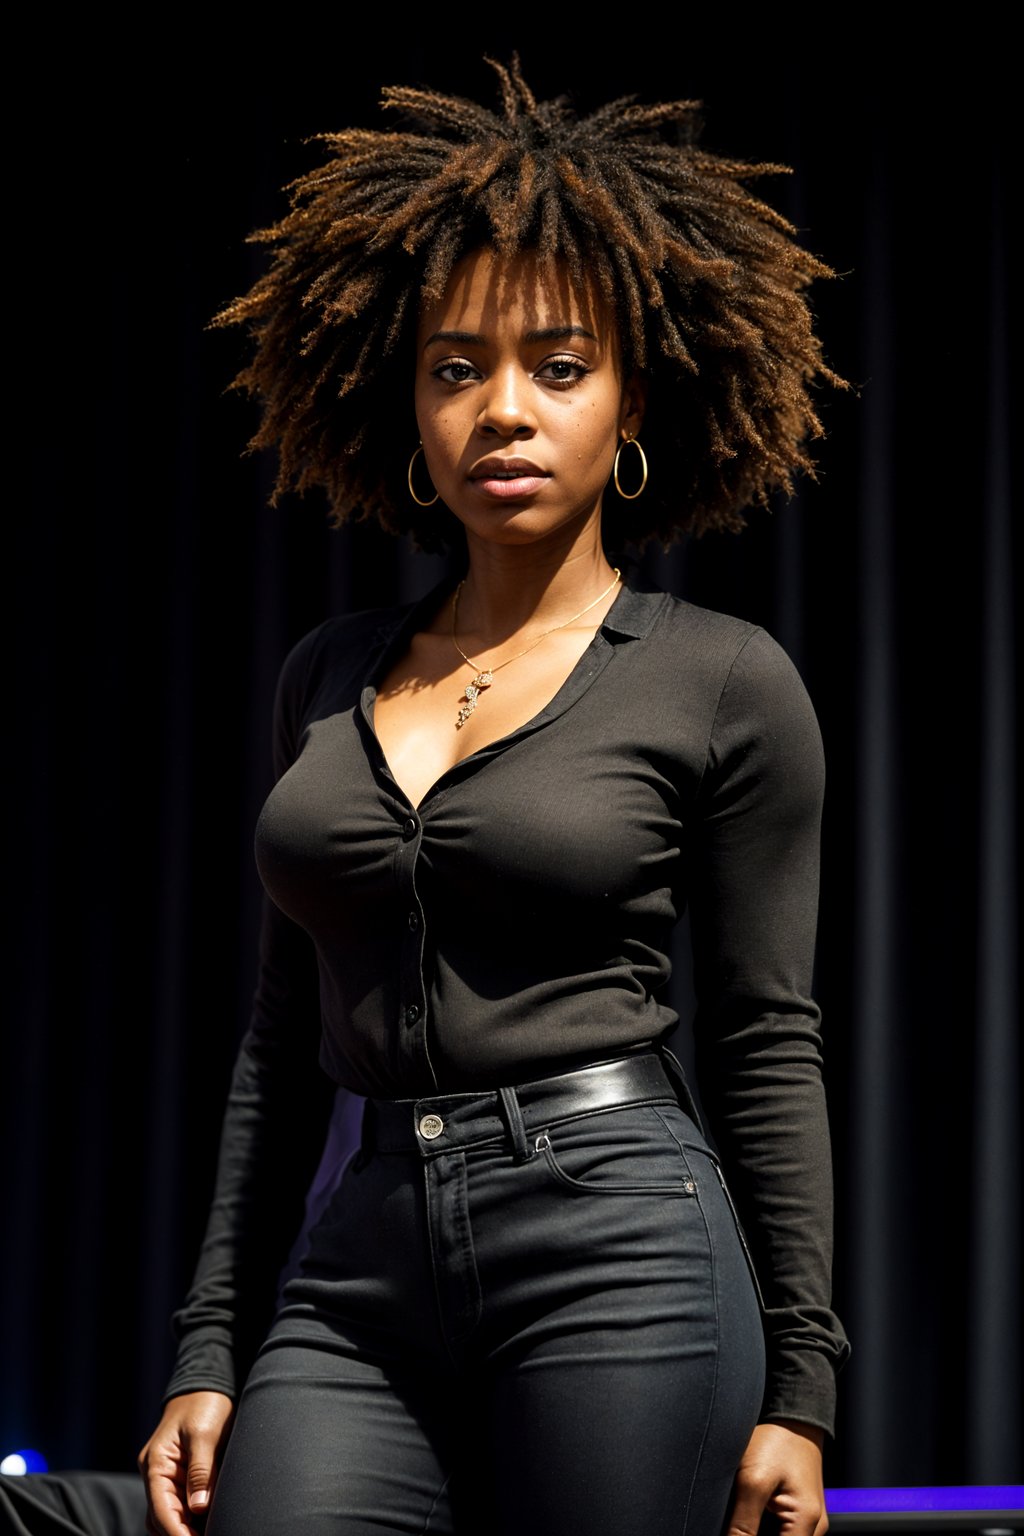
[536,355,590,385]
[431,358,480,384]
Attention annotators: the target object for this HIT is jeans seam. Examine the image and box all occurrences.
[420,1471,451,1534]
[660,1130,768,1317]
[649,1106,699,1183]
[424,1162,461,1370]
[652,1107,720,1535]
[425,1155,482,1364]
[682,1199,720,1536]
[448,1153,482,1343]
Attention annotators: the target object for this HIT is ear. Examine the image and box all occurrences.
[619,371,648,438]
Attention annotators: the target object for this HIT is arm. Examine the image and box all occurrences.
[140,630,337,1532]
[686,627,849,1529]
[159,888,336,1403]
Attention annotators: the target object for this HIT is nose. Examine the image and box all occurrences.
[475,363,536,438]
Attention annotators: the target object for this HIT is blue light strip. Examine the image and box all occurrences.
[826,1486,1024,1514]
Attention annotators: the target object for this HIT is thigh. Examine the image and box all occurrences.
[205,1335,458,1536]
[464,1103,767,1536]
[205,1144,462,1536]
[202,1124,463,1529]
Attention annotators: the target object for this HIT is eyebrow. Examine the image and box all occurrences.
[421,324,599,350]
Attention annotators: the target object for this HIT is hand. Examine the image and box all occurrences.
[137,1391,236,1535]
[725,1419,828,1536]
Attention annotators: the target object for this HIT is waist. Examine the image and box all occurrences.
[361,1048,697,1159]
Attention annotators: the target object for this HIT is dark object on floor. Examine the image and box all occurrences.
[0,1471,150,1535]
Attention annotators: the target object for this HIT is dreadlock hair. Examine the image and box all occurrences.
[214,56,845,552]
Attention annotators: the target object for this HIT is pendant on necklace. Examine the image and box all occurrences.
[456,671,493,729]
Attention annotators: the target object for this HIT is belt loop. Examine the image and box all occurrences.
[497,1085,531,1164]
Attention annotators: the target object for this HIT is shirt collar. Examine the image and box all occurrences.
[598,564,666,639]
[369,558,666,657]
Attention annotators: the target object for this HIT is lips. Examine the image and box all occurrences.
[469,456,550,500]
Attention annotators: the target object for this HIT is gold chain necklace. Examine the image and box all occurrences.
[451,567,622,729]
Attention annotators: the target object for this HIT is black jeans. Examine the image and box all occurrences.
[206,1052,766,1536]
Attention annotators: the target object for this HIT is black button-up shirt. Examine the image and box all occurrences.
[163,570,850,1433]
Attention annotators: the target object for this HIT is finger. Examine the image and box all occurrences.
[726,1478,773,1536]
[145,1506,189,1536]
[183,1425,224,1515]
[775,1486,827,1535]
[147,1471,196,1536]
[768,1491,826,1535]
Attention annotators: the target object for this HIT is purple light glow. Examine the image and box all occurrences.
[826,1486,1024,1514]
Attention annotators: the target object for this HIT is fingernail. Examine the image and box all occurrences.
[190,1491,209,1509]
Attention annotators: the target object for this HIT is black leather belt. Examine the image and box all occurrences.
[362,1048,702,1160]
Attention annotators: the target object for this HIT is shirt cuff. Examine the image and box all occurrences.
[760,1344,843,1439]
[161,1330,239,1407]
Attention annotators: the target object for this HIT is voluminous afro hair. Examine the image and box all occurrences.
[215,55,845,551]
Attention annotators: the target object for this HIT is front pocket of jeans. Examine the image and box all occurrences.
[533,1110,699,1198]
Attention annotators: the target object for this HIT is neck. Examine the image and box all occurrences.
[454,518,618,645]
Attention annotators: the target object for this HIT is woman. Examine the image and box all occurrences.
[139,57,850,1536]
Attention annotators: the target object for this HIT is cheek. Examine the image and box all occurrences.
[569,395,620,467]
[415,395,464,472]
[423,419,465,475]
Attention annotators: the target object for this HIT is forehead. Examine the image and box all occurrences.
[417,246,614,343]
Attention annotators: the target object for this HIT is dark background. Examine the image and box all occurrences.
[5,21,1018,1496]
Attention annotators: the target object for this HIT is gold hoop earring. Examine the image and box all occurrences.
[408,443,439,507]
[613,432,648,500]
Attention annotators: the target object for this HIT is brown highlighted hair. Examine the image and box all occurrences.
[214,56,844,550]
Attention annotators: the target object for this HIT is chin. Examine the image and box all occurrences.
[454,499,599,548]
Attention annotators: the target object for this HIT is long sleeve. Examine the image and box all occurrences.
[687,625,851,1437]
[161,629,338,1405]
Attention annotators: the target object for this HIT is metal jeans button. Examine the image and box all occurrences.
[418,1114,444,1140]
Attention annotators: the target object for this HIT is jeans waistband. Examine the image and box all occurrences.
[361,1049,697,1163]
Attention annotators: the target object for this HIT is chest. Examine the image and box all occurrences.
[253,596,721,936]
[256,695,694,938]
[372,626,613,810]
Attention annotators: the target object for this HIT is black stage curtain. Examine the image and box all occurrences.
[5,28,1018,1495]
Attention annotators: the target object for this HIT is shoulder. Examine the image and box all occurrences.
[267,603,416,772]
[646,588,790,680]
[626,580,823,781]
[275,601,414,698]
[630,582,815,717]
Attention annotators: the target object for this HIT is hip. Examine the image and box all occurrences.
[282,1048,766,1349]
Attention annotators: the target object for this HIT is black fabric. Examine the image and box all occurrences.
[162,568,849,1436]
[0,1472,147,1536]
[200,1079,767,1536]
